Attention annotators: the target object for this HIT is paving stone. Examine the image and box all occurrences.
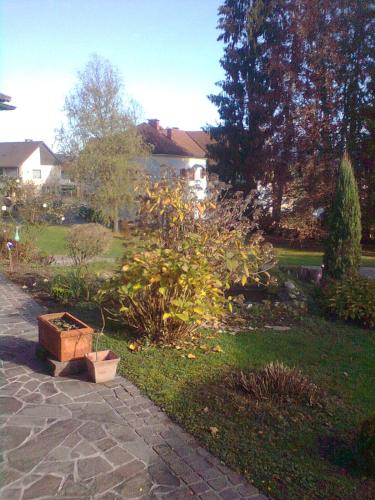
[149,463,181,487]
[0,396,23,414]
[7,419,82,472]
[208,476,230,491]
[0,425,31,450]
[39,381,58,396]
[22,474,62,499]
[20,392,44,404]
[71,402,125,424]
[79,420,107,440]
[115,470,154,498]
[0,466,22,487]
[45,392,72,405]
[189,481,211,494]
[124,439,159,465]
[0,487,22,500]
[105,445,134,466]
[33,459,75,476]
[56,380,96,398]
[17,403,71,419]
[219,488,241,499]
[105,422,139,442]
[199,492,222,499]
[77,456,112,479]
[96,437,117,452]
[86,461,145,495]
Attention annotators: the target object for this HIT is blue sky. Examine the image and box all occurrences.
[0,0,224,149]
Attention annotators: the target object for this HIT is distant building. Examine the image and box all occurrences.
[0,141,61,188]
[0,93,16,111]
[138,119,214,199]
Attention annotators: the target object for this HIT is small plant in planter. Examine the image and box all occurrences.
[37,312,93,362]
[84,311,120,383]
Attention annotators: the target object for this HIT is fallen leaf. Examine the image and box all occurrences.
[264,325,291,331]
[175,345,182,350]
[209,426,219,436]
[203,406,209,413]
[199,344,209,351]
[187,353,196,359]
[212,345,223,353]
[128,343,137,351]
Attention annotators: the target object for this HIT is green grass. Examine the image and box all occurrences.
[34,225,375,267]
[35,224,125,259]
[99,315,375,499]
[276,246,375,267]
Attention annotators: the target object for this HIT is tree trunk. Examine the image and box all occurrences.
[113,216,119,233]
[113,203,119,233]
[272,181,284,226]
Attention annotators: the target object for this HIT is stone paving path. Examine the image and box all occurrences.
[0,274,265,500]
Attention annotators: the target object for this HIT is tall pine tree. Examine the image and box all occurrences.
[209,0,374,235]
[323,153,362,279]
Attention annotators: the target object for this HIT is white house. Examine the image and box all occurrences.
[138,120,214,200]
[0,141,61,188]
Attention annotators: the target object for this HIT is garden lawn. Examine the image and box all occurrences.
[36,224,125,258]
[276,246,375,267]
[100,316,375,500]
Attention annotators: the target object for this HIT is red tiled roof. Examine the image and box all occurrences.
[138,122,212,158]
[186,131,215,153]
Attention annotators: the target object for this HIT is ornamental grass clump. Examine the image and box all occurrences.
[98,178,275,343]
[231,362,321,406]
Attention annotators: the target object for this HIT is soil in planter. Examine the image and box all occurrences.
[50,315,82,331]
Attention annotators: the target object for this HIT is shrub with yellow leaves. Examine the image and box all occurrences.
[97,178,275,343]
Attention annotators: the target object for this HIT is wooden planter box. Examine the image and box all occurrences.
[37,312,93,362]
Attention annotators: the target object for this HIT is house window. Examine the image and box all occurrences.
[32,169,42,179]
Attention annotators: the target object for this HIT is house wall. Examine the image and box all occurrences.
[144,154,207,200]
[19,147,61,187]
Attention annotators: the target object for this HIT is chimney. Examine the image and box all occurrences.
[166,127,179,139]
[148,119,160,130]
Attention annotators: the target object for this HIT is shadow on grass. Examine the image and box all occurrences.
[171,368,375,500]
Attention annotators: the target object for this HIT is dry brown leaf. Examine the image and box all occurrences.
[209,426,219,436]
[187,353,196,359]
[212,345,223,353]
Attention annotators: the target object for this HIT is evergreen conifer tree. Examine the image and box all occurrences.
[323,154,362,279]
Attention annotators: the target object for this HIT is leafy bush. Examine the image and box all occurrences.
[325,276,375,328]
[50,271,97,303]
[99,179,275,343]
[359,413,375,478]
[66,223,112,267]
[231,362,321,406]
[98,247,227,343]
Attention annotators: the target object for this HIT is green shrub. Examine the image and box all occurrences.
[323,154,362,279]
[325,276,375,328]
[359,413,375,478]
[66,223,112,267]
[98,179,275,343]
[50,271,96,303]
[98,247,228,343]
